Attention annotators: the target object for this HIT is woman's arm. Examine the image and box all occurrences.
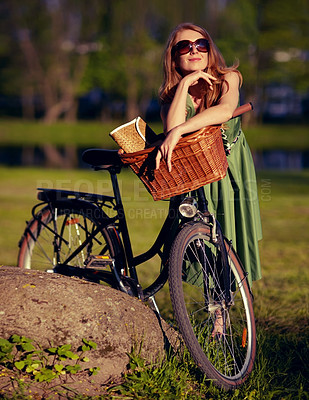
[174,71,239,132]
[157,71,240,172]
[164,70,217,132]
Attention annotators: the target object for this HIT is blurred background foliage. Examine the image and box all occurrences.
[0,0,308,124]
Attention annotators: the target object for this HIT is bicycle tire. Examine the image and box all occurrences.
[169,221,256,390]
[17,199,127,289]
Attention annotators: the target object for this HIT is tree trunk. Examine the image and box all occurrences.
[42,143,77,168]
[21,85,35,119]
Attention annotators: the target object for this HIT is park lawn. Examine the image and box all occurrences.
[244,123,309,150]
[0,166,308,328]
[254,171,309,333]
[0,119,308,150]
[0,166,308,398]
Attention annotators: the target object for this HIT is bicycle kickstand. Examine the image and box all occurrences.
[148,295,161,317]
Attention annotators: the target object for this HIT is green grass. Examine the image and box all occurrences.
[0,119,308,150]
[244,123,309,150]
[254,171,309,333]
[0,167,308,398]
[0,119,163,148]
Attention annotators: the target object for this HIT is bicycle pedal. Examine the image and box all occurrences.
[85,255,114,269]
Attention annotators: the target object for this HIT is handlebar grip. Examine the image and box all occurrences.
[232,102,253,118]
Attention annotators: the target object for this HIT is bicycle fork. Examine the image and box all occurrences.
[197,187,232,307]
[180,188,233,316]
[194,218,232,339]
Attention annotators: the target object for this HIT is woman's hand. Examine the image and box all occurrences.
[182,70,217,91]
[155,127,182,172]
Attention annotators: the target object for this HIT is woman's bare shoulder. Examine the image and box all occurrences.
[224,71,240,84]
[221,71,241,95]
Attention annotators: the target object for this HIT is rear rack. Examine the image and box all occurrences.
[37,188,115,204]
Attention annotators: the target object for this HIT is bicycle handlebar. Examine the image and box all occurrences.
[231,102,253,118]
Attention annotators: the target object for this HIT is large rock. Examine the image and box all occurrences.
[0,266,178,396]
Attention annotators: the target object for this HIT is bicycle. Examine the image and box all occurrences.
[17,104,256,390]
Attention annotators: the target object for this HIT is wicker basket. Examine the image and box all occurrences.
[120,125,228,201]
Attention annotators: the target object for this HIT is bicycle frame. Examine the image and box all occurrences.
[33,167,233,305]
[30,163,185,299]
[107,165,184,296]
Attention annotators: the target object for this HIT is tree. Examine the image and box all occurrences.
[1,0,307,123]
[1,0,105,123]
[212,0,309,121]
[82,0,209,121]
[82,0,164,121]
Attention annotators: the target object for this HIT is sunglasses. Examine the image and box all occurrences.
[172,38,209,56]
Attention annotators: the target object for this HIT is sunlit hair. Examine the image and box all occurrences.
[159,22,242,111]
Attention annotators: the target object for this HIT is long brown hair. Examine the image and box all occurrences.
[159,22,242,111]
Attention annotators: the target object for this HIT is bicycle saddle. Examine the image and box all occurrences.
[82,149,123,168]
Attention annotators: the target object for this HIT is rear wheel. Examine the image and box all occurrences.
[169,222,256,390]
[17,200,126,289]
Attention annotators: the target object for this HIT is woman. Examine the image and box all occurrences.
[156,22,262,288]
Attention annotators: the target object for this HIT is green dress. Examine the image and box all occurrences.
[186,96,262,286]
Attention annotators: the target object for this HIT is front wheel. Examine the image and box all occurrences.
[168,222,256,390]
